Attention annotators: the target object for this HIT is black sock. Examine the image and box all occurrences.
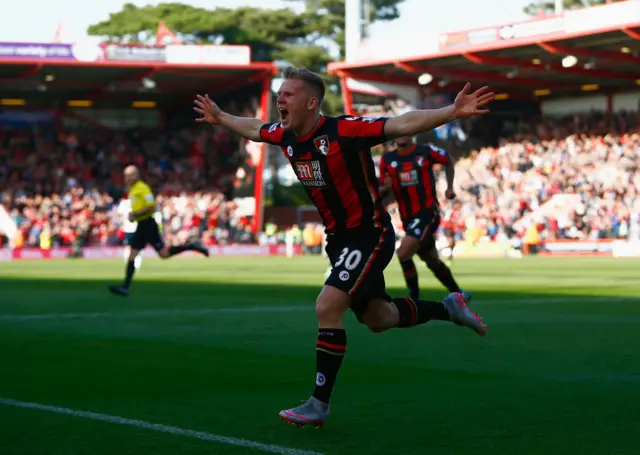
[391,297,450,328]
[167,244,192,257]
[429,261,460,293]
[400,259,420,301]
[123,260,136,289]
[313,328,346,404]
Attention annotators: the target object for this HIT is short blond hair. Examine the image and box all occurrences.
[282,66,325,103]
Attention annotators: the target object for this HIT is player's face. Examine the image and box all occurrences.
[277,79,315,132]
[124,172,136,186]
[395,136,413,148]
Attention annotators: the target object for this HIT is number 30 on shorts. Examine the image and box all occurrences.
[334,248,362,270]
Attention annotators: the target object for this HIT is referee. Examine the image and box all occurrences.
[108,165,209,296]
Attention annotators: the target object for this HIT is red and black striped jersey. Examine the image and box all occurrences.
[378,144,449,221]
[260,115,391,233]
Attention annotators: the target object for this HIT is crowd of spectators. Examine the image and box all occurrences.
[357,102,640,245]
[1,101,639,251]
[0,98,259,249]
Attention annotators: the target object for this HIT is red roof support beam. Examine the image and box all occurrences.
[537,42,640,64]
[394,61,575,89]
[621,27,640,40]
[462,52,639,81]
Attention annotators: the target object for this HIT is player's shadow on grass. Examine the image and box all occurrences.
[0,274,631,309]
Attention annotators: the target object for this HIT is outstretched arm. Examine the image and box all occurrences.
[194,94,265,142]
[384,83,494,140]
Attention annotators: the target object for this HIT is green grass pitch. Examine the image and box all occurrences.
[0,256,638,455]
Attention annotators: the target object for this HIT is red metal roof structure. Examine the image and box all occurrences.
[0,41,277,232]
[0,43,276,107]
[328,1,640,110]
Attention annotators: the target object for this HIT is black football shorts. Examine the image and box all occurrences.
[403,209,441,253]
[130,218,164,252]
[324,225,396,321]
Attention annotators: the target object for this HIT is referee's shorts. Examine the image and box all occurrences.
[129,218,165,252]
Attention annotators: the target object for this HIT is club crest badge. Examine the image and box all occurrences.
[314,135,330,155]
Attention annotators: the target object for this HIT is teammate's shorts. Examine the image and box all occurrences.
[402,208,441,253]
[129,218,164,252]
[324,225,395,322]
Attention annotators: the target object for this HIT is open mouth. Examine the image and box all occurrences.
[279,107,289,123]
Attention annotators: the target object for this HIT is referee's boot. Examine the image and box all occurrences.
[278,397,329,428]
[107,285,129,297]
[442,291,486,336]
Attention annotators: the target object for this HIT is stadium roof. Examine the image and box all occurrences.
[328,2,640,99]
[0,58,276,107]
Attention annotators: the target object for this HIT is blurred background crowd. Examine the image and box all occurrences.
[1,106,639,253]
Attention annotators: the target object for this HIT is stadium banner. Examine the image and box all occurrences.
[540,239,614,256]
[0,42,101,61]
[101,44,166,62]
[438,2,638,51]
[165,44,251,65]
[0,244,302,261]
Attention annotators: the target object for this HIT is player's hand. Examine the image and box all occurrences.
[193,94,223,124]
[453,83,494,118]
[445,188,456,200]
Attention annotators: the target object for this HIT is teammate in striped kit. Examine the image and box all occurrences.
[193,66,492,427]
[378,137,464,301]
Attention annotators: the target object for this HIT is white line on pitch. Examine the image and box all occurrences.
[0,397,322,455]
[0,296,637,322]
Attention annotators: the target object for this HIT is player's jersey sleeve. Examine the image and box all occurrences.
[259,122,285,145]
[336,115,389,149]
[425,144,449,165]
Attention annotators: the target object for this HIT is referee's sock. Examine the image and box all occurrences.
[167,242,209,257]
[123,260,136,289]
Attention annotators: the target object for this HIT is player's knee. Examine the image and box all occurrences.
[397,238,419,262]
[128,250,139,262]
[315,286,349,325]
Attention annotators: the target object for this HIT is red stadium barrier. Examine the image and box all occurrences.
[0,244,303,261]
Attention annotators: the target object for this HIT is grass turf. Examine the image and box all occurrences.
[0,256,638,455]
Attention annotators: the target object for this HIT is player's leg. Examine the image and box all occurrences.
[415,213,462,293]
[396,232,422,302]
[348,225,484,336]
[360,292,485,336]
[125,232,142,269]
[157,239,209,258]
[417,245,461,294]
[109,232,144,296]
[278,284,351,428]
[148,221,208,259]
[280,229,385,428]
